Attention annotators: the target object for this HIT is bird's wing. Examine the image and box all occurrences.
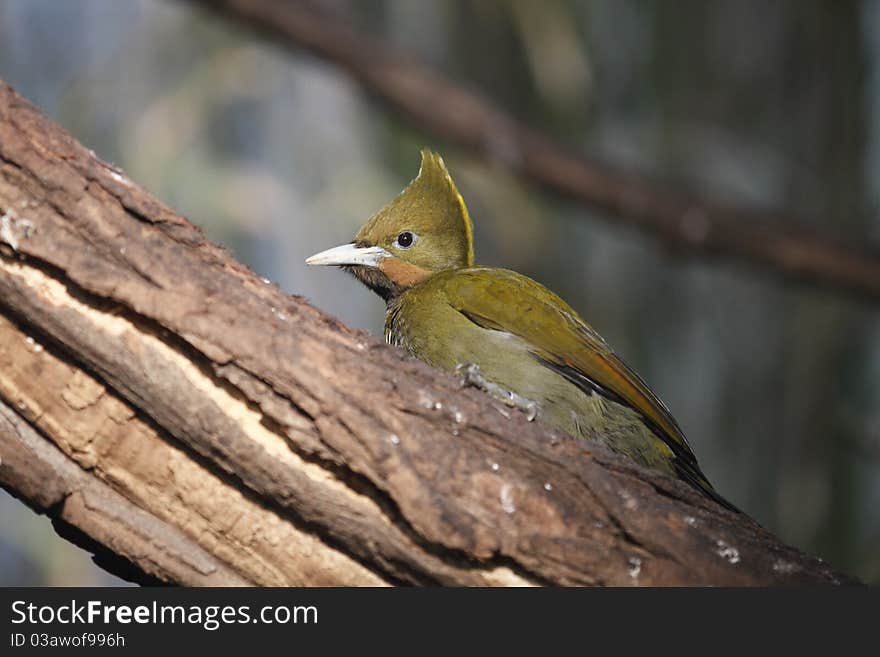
[444,268,725,502]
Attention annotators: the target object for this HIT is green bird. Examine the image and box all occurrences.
[307,149,733,510]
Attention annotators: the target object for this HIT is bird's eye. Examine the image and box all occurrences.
[394,231,417,249]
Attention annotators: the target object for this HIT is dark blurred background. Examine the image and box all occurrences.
[1,0,878,585]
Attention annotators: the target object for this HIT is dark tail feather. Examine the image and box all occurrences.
[674,460,742,514]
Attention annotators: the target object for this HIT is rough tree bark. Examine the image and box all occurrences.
[193,0,880,303]
[0,80,855,586]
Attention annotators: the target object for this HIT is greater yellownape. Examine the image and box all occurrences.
[307,149,734,511]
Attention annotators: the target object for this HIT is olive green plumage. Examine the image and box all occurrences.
[307,149,733,510]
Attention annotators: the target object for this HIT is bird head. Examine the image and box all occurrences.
[306,149,474,301]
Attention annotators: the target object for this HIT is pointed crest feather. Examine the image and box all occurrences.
[416,149,474,266]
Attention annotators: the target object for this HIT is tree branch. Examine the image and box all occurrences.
[192,0,880,303]
[0,79,856,585]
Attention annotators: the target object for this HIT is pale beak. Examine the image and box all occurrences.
[305,243,391,268]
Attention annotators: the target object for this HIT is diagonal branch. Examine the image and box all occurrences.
[0,78,857,585]
[192,0,880,303]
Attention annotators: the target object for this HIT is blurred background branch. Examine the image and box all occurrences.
[196,0,880,302]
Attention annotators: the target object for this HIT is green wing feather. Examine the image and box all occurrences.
[442,267,735,510]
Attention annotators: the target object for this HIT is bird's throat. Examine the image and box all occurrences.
[346,265,400,302]
[347,260,432,303]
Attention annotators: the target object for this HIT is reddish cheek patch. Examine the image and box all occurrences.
[379,258,432,288]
